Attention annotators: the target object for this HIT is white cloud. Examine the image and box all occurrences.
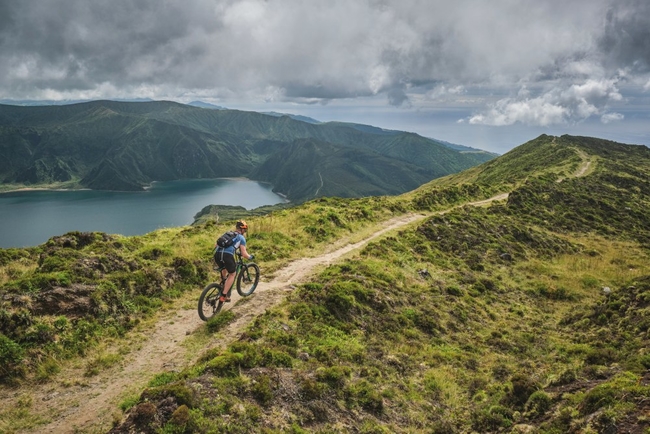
[467,79,623,126]
[468,98,567,126]
[426,85,465,100]
[601,112,624,123]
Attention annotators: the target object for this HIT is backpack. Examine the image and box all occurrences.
[216,231,237,248]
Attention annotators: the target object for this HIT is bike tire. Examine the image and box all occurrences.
[198,282,225,321]
[236,263,260,296]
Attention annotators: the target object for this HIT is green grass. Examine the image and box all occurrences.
[1,134,650,432]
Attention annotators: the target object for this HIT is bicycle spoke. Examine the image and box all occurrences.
[198,283,224,321]
[236,263,260,296]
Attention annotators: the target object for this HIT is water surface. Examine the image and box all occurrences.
[0,179,287,248]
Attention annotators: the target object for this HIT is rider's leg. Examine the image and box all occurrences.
[220,272,236,302]
[219,252,237,302]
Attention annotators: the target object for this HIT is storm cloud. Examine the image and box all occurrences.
[0,0,649,151]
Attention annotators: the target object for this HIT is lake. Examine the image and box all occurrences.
[0,179,288,248]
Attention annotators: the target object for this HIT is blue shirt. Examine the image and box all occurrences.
[216,233,246,255]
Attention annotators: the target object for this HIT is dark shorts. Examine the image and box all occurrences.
[214,250,236,273]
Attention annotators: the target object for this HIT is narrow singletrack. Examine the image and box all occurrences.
[2,193,511,434]
[574,149,593,177]
[557,148,594,182]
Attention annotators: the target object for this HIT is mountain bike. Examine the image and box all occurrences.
[198,253,260,321]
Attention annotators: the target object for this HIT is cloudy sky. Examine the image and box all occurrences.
[1,0,649,154]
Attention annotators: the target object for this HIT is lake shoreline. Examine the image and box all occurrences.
[0,178,287,248]
[0,187,92,194]
[1,177,266,195]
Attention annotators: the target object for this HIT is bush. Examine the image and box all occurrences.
[316,365,351,389]
[525,390,553,416]
[0,334,25,381]
[579,384,618,415]
[172,257,202,284]
[169,404,190,428]
[344,380,383,414]
[148,372,179,388]
[472,405,513,431]
[584,347,618,366]
[251,374,274,405]
[325,287,356,320]
[206,311,235,333]
[502,374,540,409]
[141,383,198,408]
[205,352,245,377]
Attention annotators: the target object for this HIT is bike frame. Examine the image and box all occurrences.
[198,252,260,321]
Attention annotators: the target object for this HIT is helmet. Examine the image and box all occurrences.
[236,220,248,231]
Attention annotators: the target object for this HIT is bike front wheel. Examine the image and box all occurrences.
[236,263,260,296]
[198,282,225,321]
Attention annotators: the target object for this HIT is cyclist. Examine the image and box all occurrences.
[214,220,254,302]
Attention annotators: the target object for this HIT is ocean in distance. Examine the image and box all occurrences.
[0,178,288,248]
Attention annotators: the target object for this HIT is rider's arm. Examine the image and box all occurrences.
[239,244,253,260]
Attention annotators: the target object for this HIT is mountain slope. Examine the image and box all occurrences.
[0,100,494,201]
[0,135,648,433]
[251,138,436,200]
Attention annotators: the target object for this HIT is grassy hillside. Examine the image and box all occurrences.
[1,135,649,433]
[0,101,494,202]
[251,138,436,201]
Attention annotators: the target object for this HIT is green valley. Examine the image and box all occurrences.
[1,134,649,433]
[0,101,495,203]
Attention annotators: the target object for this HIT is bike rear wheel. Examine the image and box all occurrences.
[236,263,260,296]
[198,282,225,321]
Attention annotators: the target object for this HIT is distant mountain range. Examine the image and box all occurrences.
[0,100,496,202]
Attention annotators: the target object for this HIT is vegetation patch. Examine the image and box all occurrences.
[2,134,650,432]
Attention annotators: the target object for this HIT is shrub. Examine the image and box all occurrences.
[315,365,351,389]
[300,376,327,400]
[251,374,274,405]
[169,404,190,426]
[579,384,618,415]
[171,257,202,284]
[502,374,540,409]
[0,334,25,381]
[259,347,293,368]
[325,287,356,320]
[205,352,245,377]
[525,390,553,417]
[206,311,235,333]
[131,402,158,424]
[141,383,198,408]
[344,380,383,414]
[639,354,650,369]
[533,283,576,301]
[139,247,172,260]
[149,372,179,388]
[472,405,513,431]
[36,357,61,381]
[446,285,463,296]
[39,255,70,272]
[584,347,618,366]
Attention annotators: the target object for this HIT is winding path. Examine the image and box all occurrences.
[2,193,510,434]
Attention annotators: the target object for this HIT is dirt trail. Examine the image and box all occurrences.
[4,194,511,434]
[557,148,594,182]
[3,213,424,434]
[574,150,592,177]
